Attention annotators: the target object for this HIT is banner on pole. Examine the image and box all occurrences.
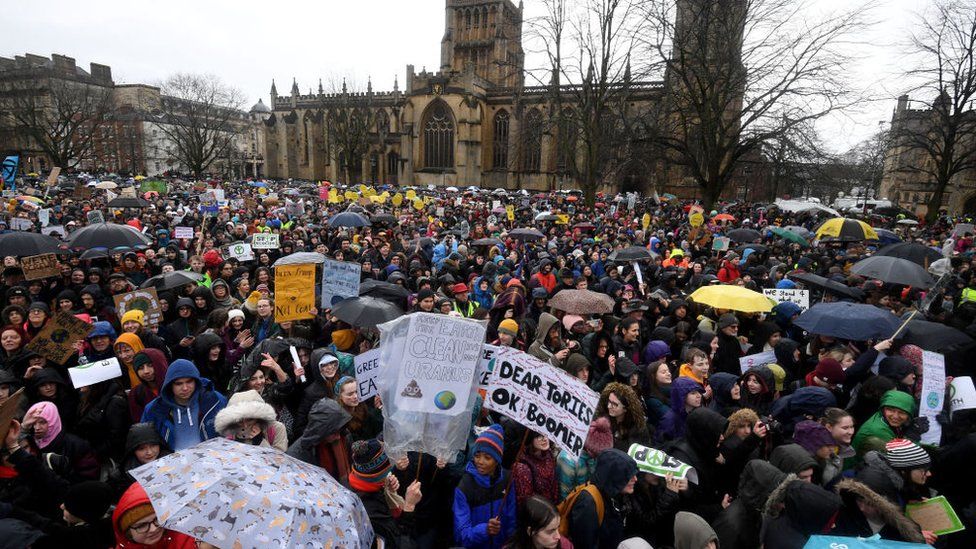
[321,259,362,308]
[274,264,316,322]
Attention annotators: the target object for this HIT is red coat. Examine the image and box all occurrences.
[717,260,741,283]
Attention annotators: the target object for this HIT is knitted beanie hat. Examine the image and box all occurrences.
[814,358,845,386]
[117,501,155,534]
[350,439,392,484]
[121,309,145,326]
[583,416,614,458]
[473,423,505,463]
[63,481,114,524]
[884,438,931,470]
[498,318,519,337]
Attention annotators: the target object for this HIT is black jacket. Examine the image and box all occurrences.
[568,448,637,549]
[72,381,130,462]
[713,460,787,549]
[762,480,843,549]
[665,407,728,522]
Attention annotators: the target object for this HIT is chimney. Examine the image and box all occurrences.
[90,63,113,84]
[897,94,909,114]
[51,54,76,74]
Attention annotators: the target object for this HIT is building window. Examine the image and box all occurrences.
[422,101,455,169]
[556,110,575,174]
[521,109,543,172]
[387,152,399,184]
[493,110,510,170]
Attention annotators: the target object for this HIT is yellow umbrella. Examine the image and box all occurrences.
[689,285,775,313]
[815,217,878,241]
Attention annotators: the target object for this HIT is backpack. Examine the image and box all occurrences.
[557,482,604,537]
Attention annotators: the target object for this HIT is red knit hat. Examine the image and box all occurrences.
[814,358,845,386]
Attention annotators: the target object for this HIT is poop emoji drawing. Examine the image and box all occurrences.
[401,380,422,398]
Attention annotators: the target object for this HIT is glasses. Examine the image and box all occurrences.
[129,517,160,534]
[607,400,624,409]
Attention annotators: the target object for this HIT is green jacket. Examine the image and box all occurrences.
[852,390,916,457]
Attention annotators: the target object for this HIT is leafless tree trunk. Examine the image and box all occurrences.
[155,73,245,177]
[644,0,867,209]
[320,77,375,184]
[764,118,831,201]
[6,76,113,168]
[894,0,976,222]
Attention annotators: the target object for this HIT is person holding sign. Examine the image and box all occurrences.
[453,424,517,549]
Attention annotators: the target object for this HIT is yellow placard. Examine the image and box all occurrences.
[405,189,416,200]
[258,187,267,195]
[412,199,425,211]
[642,213,651,230]
[555,214,569,225]
[392,193,404,207]
[273,264,316,322]
[328,189,340,204]
[506,205,515,222]
[689,212,704,227]
[344,190,358,201]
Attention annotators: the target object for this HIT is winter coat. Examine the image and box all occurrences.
[567,448,637,549]
[112,482,195,548]
[762,480,843,549]
[833,478,925,543]
[852,390,917,457]
[527,313,565,368]
[674,511,718,549]
[0,446,71,520]
[512,450,559,506]
[286,398,352,478]
[713,460,788,549]
[664,408,728,522]
[107,423,171,496]
[189,332,230,392]
[126,349,169,423]
[770,443,817,477]
[768,386,837,437]
[712,330,743,375]
[738,365,775,415]
[453,461,517,549]
[214,390,288,451]
[140,359,227,451]
[706,372,741,416]
[27,368,79,430]
[655,377,704,443]
[73,380,131,462]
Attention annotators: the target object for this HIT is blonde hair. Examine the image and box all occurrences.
[724,408,759,438]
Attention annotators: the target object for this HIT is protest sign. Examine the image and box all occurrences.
[355,349,382,401]
[174,226,194,239]
[763,288,810,310]
[505,205,515,222]
[113,288,163,327]
[21,253,60,280]
[25,312,93,365]
[45,167,61,186]
[9,217,32,231]
[920,351,945,446]
[68,357,123,389]
[476,344,505,393]
[948,376,976,418]
[41,225,65,238]
[87,210,104,224]
[484,349,599,457]
[711,236,730,252]
[628,444,699,484]
[251,233,280,250]
[393,313,485,415]
[38,208,50,227]
[285,199,303,217]
[274,264,316,322]
[223,242,254,262]
[739,350,777,374]
[321,258,362,308]
[905,496,965,535]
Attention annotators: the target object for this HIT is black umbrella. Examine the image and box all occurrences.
[369,213,398,225]
[787,272,864,301]
[65,223,153,249]
[875,243,943,268]
[0,231,63,255]
[141,271,206,291]
[328,212,371,228]
[736,243,768,254]
[794,302,901,340]
[79,247,110,260]
[851,256,935,288]
[107,196,150,208]
[359,278,411,309]
[608,246,654,263]
[727,228,762,243]
[508,228,545,240]
[471,238,505,248]
[331,295,404,328]
[897,318,973,352]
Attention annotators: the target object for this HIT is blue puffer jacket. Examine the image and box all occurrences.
[453,461,517,549]
[141,359,227,449]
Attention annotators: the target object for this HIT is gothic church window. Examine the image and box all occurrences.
[422,101,455,169]
[521,109,543,172]
[493,110,510,170]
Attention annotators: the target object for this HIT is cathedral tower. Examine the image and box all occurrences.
[441,0,524,88]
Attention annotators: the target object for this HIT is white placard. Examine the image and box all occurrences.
[763,288,810,310]
[224,242,254,261]
[476,344,504,391]
[949,376,976,418]
[628,444,699,484]
[321,258,362,308]
[355,349,381,401]
[9,218,32,231]
[484,348,599,457]
[920,351,945,446]
[251,233,280,250]
[68,357,123,389]
[41,225,66,238]
[87,210,104,225]
[739,350,777,374]
[174,226,194,239]
[37,208,50,227]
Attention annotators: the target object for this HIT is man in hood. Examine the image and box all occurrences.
[568,448,638,549]
[140,359,227,451]
[713,460,788,549]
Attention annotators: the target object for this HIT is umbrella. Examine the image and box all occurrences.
[851,256,935,288]
[0,232,63,255]
[508,227,545,240]
[712,213,735,222]
[736,243,768,254]
[107,196,150,209]
[572,222,597,232]
[548,289,615,314]
[141,271,206,291]
[345,204,367,214]
[130,438,373,549]
[331,295,404,327]
[896,218,919,225]
[783,225,814,239]
[471,238,505,248]
[873,228,902,245]
[689,285,775,313]
[65,223,153,249]
[787,272,864,301]
[359,279,410,309]
[491,206,506,214]
[794,302,901,340]
[897,317,973,352]
[875,242,943,268]
[328,211,371,228]
[79,247,110,260]
[815,217,878,241]
[273,252,326,267]
[535,213,559,222]
[369,213,398,225]
[726,228,762,243]
[93,181,117,190]
[248,181,268,188]
[608,246,654,263]
[768,226,809,246]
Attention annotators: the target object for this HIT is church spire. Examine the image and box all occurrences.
[291,77,299,96]
[270,79,277,99]
[318,78,323,95]
[367,76,373,94]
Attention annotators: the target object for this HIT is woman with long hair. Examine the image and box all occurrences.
[334,377,383,443]
[594,382,652,451]
[506,496,570,549]
[512,431,559,507]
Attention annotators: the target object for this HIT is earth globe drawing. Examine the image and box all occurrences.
[434,391,457,411]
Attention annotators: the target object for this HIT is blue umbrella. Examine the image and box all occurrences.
[873,228,902,245]
[248,181,268,188]
[328,211,371,228]
[794,302,901,341]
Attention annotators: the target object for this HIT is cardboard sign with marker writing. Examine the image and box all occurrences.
[22,253,60,280]
[274,264,316,322]
[45,167,61,186]
[113,287,163,327]
[25,312,93,365]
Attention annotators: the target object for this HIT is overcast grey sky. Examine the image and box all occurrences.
[6,0,933,153]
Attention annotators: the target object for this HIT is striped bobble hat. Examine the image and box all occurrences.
[883,438,931,470]
[474,423,505,464]
[351,439,392,484]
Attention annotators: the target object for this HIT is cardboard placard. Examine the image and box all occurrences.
[25,312,93,365]
[68,357,123,389]
[87,210,105,225]
[739,350,777,374]
[251,233,280,250]
[0,389,25,450]
[321,259,362,308]
[21,253,60,281]
[763,288,810,311]
[45,167,61,186]
[113,287,163,327]
[905,496,965,535]
[274,264,316,322]
[174,226,194,239]
[355,349,381,401]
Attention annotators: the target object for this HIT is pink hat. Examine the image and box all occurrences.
[562,314,585,331]
[23,401,62,449]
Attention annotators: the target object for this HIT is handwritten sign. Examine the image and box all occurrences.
[9,218,32,231]
[87,210,104,225]
[69,357,123,389]
[484,348,599,457]
[274,264,316,322]
[21,253,60,280]
[506,205,515,222]
[113,288,162,328]
[763,288,810,311]
[476,344,504,393]
[949,376,976,418]
[25,312,93,365]
[355,349,381,401]
[628,444,698,484]
[394,313,485,416]
[711,236,730,252]
[174,226,194,239]
[739,350,777,374]
[223,242,254,262]
[321,259,362,308]
[251,233,280,250]
[905,496,965,535]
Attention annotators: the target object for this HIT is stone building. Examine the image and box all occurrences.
[880,94,976,216]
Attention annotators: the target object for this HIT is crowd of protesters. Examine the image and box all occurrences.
[0,173,974,549]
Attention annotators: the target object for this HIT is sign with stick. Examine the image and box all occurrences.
[25,312,93,365]
[21,253,60,280]
[273,264,316,322]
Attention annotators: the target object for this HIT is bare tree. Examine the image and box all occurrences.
[843,124,891,199]
[643,0,868,208]
[155,73,246,176]
[319,77,376,184]
[763,118,832,201]
[893,0,976,222]
[6,76,113,168]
